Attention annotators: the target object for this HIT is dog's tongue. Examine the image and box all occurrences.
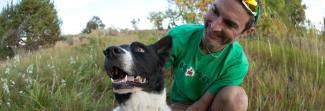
[127,75,135,81]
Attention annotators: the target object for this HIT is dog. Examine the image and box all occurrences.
[103,36,172,111]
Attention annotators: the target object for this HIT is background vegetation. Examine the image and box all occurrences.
[0,0,60,58]
[0,0,324,110]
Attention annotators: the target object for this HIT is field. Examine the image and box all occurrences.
[0,30,324,110]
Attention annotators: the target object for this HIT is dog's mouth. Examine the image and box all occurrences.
[109,66,148,90]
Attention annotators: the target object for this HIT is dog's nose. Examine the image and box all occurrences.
[104,46,124,57]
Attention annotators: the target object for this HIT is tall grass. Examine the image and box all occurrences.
[0,30,324,110]
[0,35,115,110]
[241,33,325,110]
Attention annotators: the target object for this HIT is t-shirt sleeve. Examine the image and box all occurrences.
[208,57,249,95]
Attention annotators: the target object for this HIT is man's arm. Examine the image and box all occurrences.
[186,91,215,111]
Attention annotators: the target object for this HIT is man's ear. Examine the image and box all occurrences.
[239,27,255,38]
[151,36,172,66]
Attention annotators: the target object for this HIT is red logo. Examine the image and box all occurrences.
[185,67,195,76]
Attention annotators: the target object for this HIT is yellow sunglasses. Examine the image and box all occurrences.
[242,0,258,16]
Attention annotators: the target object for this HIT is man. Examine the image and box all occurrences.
[164,0,262,111]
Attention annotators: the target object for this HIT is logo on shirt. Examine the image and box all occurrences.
[185,67,195,76]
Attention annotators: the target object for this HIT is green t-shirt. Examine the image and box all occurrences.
[165,24,249,103]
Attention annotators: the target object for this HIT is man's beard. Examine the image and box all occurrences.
[203,31,226,52]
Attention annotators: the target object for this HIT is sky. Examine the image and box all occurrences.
[302,0,325,30]
[0,0,324,35]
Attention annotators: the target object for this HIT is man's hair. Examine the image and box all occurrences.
[243,14,256,32]
[241,0,262,32]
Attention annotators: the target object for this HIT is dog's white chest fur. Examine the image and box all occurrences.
[113,88,170,111]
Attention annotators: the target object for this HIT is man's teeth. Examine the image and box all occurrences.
[111,75,147,83]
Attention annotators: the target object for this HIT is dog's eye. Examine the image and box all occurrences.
[135,47,145,53]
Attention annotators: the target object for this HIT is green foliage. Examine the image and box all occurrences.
[82,16,105,34]
[147,0,213,27]
[256,0,307,37]
[0,47,14,60]
[0,0,61,51]
[167,0,213,23]
[147,12,165,30]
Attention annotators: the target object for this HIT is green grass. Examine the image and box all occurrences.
[0,30,324,110]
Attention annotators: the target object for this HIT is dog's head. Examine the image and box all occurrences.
[103,36,172,94]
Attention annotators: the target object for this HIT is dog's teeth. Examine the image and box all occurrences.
[124,76,128,82]
[135,76,140,81]
[111,78,119,83]
[139,78,145,83]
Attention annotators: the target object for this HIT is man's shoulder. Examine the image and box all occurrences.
[174,24,204,29]
[168,24,204,37]
[227,41,248,64]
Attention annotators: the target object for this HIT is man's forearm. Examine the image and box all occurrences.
[198,91,215,105]
[186,91,215,111]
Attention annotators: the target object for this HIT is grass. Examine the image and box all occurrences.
[241,34,325,110]
[0,30,324,110]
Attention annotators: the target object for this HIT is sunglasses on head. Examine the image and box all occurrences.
[242,0,261,22]
[242,0,258,16]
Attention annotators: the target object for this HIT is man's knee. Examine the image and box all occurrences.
[211,86,248,111]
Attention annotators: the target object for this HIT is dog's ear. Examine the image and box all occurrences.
[151,36,172,66]
[103,49,108,56]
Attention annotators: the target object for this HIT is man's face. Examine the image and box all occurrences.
[203,0,252,50]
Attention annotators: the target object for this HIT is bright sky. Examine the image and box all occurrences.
[302,0,325,30]
[0,0,324,35]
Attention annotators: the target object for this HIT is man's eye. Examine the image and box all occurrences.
[135,47,145,53]
[225,21,237,28]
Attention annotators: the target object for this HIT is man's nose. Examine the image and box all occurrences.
[210,17,223,32]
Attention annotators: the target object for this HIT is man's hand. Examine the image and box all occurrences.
[186,100,209,111]
[186,91,215,111]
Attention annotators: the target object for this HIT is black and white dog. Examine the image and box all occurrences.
[103,36,172,111]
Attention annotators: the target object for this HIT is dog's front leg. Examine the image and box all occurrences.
[112,106,121,111]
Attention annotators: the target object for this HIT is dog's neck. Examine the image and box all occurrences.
[113,88,170,111]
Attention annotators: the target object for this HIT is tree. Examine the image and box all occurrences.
[130,18,140,30]
[82,16,105,34]
[287,0,306,27]
[258,0,306,36]
[0,0,61,51]
[147,12,165,30]
[167,0,213,23]
[266,0,306,26]
[164,9,182,29]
